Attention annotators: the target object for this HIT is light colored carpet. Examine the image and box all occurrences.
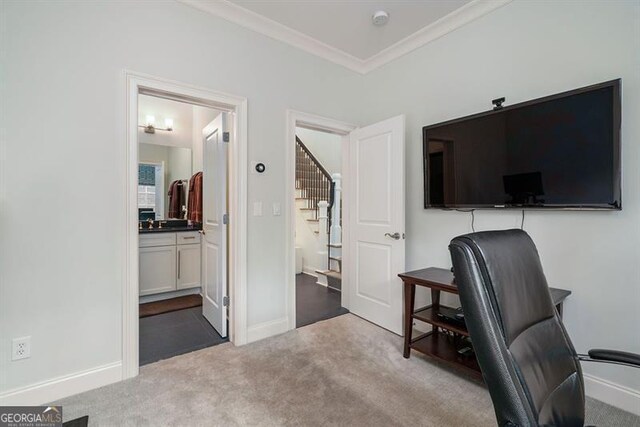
[56,314,639,426]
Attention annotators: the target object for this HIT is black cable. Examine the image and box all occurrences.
[521,210,525,230]
[453,208,476,232]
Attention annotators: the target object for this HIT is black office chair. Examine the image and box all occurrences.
[448,229,640,427]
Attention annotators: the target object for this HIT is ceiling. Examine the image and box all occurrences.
[180,0,511,73]
[229,0,471,60]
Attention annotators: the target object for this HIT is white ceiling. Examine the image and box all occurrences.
[229,0,471,60]
[180,0,511,73]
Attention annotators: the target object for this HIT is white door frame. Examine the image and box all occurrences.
[124,71,248,379]
[285,110,357,330]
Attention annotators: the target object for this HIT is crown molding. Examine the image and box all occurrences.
[361,0,512,73]
[178,0,512,75]
[179,0,367,73]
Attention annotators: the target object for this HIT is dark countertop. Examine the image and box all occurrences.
[139,226,202,234]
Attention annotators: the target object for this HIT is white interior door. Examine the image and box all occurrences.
[201,113,228,337]
[347,115,405,335]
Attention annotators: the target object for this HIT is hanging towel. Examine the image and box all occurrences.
[187,172,203,223]
[168,180,185,219]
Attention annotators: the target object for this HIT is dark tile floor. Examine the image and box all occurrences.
[296,273,349,328]
[139,306,227,366]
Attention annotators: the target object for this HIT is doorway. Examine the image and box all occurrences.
[293,126,349,327]
[124,72,248,379]
[286,111,406,336]
[136,94,229,365]
[286,111,356,330]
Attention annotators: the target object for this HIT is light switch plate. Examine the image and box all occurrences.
[253,201,263,216]
[272,202,281,216]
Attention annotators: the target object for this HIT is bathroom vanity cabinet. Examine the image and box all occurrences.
[139,231,201,296]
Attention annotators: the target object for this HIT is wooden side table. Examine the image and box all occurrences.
[398,267,571,381]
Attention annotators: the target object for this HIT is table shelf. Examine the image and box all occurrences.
[412,305,469,337]
[411,331,482,381]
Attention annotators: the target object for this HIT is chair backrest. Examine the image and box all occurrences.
[449,229,584,427]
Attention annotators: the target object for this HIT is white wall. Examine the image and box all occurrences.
[0,0,361,400]
[360,0,640,404]
[296,127,342,175]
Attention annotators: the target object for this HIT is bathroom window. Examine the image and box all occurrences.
[138,185,157,209]
[138,163,164,219]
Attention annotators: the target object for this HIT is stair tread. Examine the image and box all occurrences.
[328,243,342,248]
[299,207,316,211]
[329,256,342,261]
[316,269,342,279]
[307,219,319,222]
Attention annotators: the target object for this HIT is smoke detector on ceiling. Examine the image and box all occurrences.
[372,10,389,26]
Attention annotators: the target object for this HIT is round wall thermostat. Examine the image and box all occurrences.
[255,163,266,173]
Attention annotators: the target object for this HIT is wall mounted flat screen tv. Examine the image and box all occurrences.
[423,79,621,210]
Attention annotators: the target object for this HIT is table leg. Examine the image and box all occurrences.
[403,282,416,358]
[431,289,441,333]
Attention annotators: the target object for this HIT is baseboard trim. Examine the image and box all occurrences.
[139,287,201,304]
[0,361,122,406]
[302,267,319,277]
[584,373,640,416]
[246,317,289,343]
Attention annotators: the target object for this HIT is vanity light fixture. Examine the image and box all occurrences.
[139,115,174,134]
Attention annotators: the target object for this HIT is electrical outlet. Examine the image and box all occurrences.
[12,336,31,361]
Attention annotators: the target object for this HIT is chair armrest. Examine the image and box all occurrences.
[586,349,640,367]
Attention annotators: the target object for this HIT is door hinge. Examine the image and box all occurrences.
[223,132,230,142]
[223,213,229,225]
[223,296,230,307]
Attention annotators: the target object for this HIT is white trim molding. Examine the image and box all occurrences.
[178,0,512,74]
[247,317,289,343]
[0,362,122,406]
[124,71,249,381]
[584,373,640,416]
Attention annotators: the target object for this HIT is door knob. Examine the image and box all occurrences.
[385,232,401,240]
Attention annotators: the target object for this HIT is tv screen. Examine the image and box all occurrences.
[423,80,621,210]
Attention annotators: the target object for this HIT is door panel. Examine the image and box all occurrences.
[177,244,201,290]
[356,132,391,224]
[356,241,391,305]
[139,246,176,296]
[201,113,228,338]
[348,115,405,335]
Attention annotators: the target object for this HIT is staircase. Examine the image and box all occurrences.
[295,136,342,290]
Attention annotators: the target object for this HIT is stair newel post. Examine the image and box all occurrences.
[318,200,329,271]
[330,173,342,245]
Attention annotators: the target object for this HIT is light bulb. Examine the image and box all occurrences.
[146,115,155,126]
[165,118,174,129]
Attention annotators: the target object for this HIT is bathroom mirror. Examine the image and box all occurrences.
[138,143,192,220]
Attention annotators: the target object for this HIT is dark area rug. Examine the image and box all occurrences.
[139,294,202,318]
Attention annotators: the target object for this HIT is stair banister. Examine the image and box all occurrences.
[317,201,329,271]
[330,173,342,245]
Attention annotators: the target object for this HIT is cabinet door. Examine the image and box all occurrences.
[139,246,177,296]
[177,244,201,290]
